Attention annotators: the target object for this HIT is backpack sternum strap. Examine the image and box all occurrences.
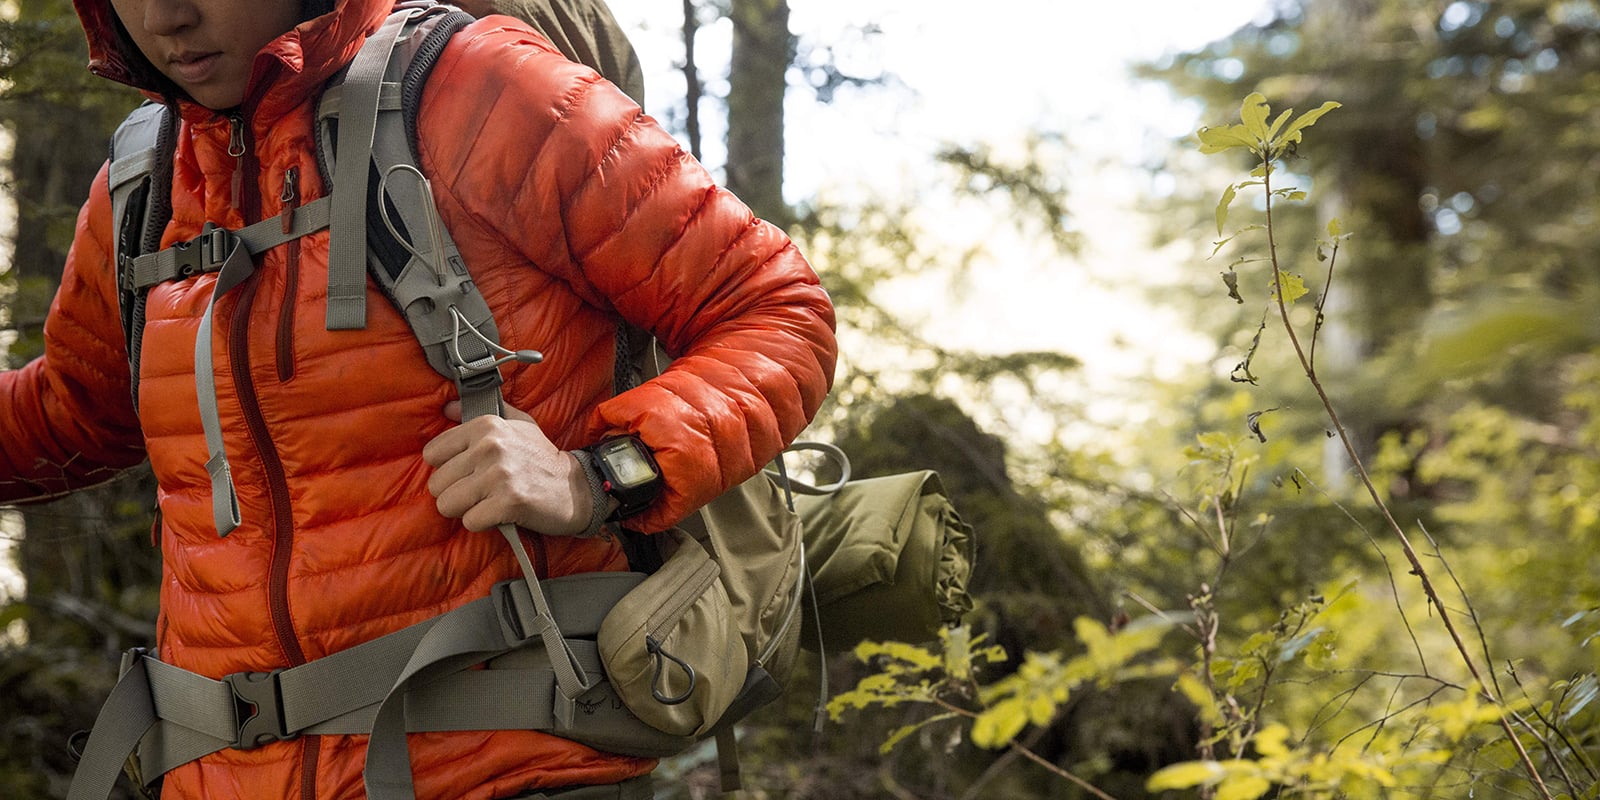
[125,198,332,291]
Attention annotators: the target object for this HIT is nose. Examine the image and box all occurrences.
[141,0,200,36]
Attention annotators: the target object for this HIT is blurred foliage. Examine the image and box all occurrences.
[0,1,166,799]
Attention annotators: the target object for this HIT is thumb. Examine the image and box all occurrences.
[441,400,463,422]
[501,403,537,424]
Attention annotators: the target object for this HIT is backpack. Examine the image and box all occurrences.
[71,5,974,799]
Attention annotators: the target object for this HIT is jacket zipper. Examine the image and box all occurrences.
[224,112,307,668]
[230,102,318,800]
[277,167,300,382]
[228,113,247,208]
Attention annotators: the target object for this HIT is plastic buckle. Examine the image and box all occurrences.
[224,669,295,749]
[453,356,504,395]
[170,223,234,279]
[119,645,151,677]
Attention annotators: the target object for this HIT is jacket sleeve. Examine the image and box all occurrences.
[0,162,146,502]
[420,21,837,532]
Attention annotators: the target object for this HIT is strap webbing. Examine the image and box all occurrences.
[127,198,331,291]
[326,9,414,330]
[362,559,593,799]
[65,576,636,800]
[65,657,159,800]
[191,201,333,537]
[193,230,254,536]
[714,728,744,791]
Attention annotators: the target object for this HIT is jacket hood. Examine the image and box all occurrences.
[74,0,398,115]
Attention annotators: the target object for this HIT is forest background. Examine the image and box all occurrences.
[3,0,1599,798]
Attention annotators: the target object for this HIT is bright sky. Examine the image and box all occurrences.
[616,0,1274,434]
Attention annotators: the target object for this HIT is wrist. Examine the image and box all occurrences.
[580,435,663,522]
[569,450,613,538]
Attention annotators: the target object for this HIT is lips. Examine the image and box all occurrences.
[169,51,221,85]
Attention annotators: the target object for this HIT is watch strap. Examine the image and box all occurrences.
[568,450,610,538]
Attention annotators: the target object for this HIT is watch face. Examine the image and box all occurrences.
[599,439,657,488]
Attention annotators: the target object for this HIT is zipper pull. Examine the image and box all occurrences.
[229,113,246,209]
[227,113,246,157]
[280,166,299,235]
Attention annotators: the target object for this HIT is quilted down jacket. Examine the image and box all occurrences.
[0,0,837,795]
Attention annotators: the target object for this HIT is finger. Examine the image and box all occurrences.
[439,483,496,530]
[442,400,463,422]
[421,423,469,467]
[425,417,508,497]
[426,448,473,501]
[422,410,508,468]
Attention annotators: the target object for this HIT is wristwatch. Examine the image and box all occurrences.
[582,435,663,521]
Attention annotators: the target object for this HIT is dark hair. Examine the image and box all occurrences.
[301,0,336,22]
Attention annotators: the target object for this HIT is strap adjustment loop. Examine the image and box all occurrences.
[224,669,296,749]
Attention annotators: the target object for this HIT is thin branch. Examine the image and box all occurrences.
[1308,238,1339,371]
[1294,470,1431,674]
[1505,661,1597,788]
[1417,521,1502,700]
[1005,741,1119,800]
[1257,154,1554,800]
[1124,589,1199,638]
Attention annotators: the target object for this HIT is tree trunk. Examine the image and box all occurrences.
[725,0,791,226]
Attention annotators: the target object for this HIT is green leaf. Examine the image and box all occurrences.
[1225,659,1263,692]
[1326,217,1343,237]
[1279,626,1327,662]
[1274,271,1308,304]
[1212,225,1266,258]
[1239,92,1271,140]
[1278,100,1342,144]
[878,712,960,754]
[1217,774,1273,800]
[880,723,921,754]
[1216,183,1238,235]
[1253,724,1291,758]
[1265,108,1293,142]
[972,699,1030,749]
[1241,631,1276,654]
[1198,124,1256,154]
[1147,761,1226,791]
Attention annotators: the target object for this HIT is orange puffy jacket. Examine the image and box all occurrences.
[0,0,837,795]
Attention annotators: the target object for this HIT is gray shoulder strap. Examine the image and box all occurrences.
[318,3,526,421]
[323,8,410,331]
[110,101,178,410]
[108,102,167,272]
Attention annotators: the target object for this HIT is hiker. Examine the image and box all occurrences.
[0,0,836,797]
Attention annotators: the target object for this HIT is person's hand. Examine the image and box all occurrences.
[422,401,592,535]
